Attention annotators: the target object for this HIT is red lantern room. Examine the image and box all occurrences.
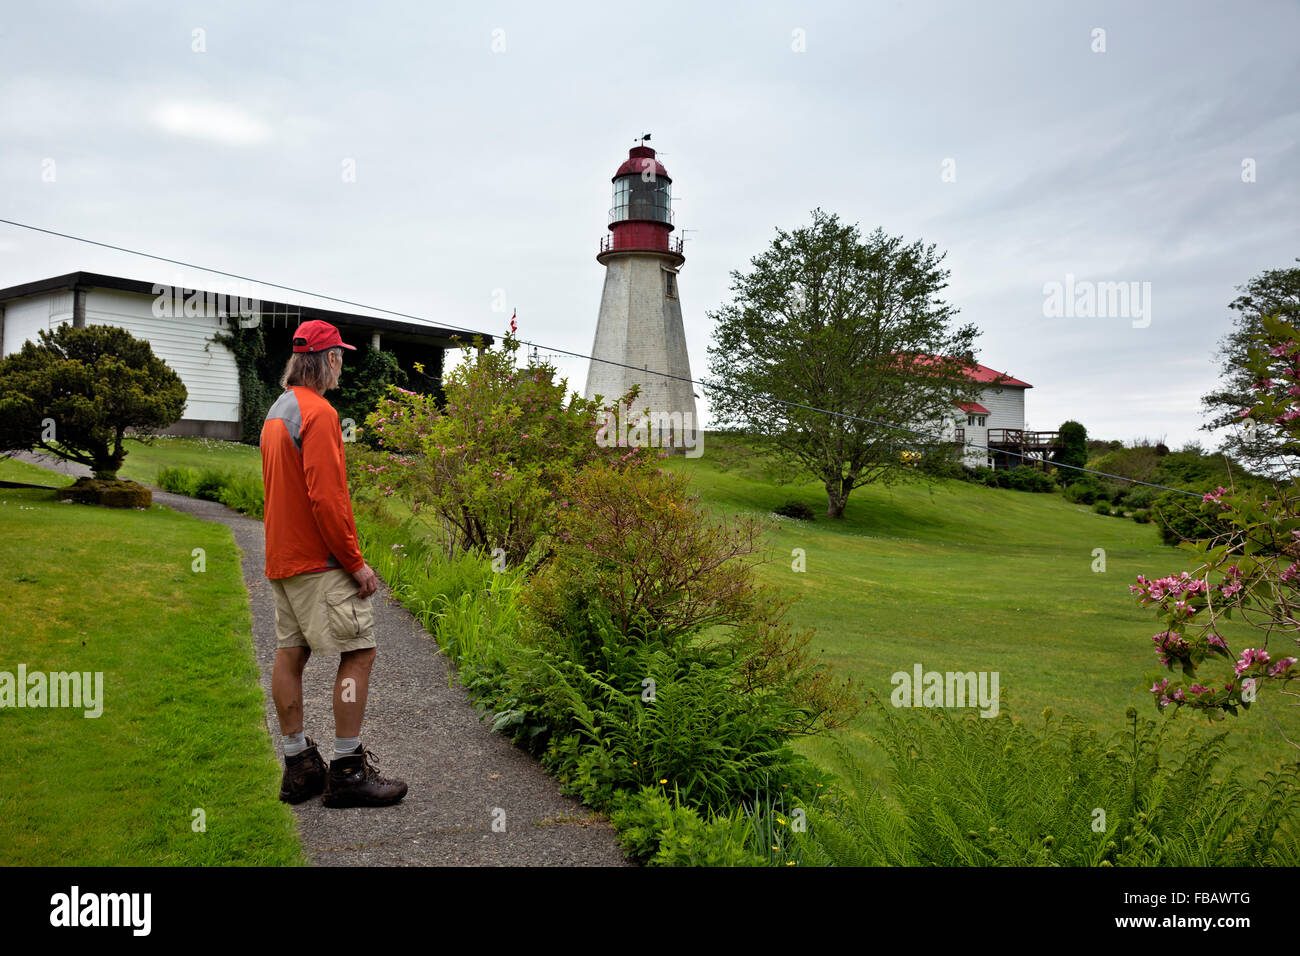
[598,142,685,265]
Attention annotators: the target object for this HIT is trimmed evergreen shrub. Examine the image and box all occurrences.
[57,477,152,509]
[1055,420,1088,481]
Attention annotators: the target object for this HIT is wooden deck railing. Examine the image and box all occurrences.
[987,429,1060,447]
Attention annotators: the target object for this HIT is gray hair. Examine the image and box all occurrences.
[279,347,339,392]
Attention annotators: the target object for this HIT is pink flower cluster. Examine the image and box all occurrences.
[1270,657,1299,677]
[1231,649,1298,679]
[1151,630,1190,668]
[1233,647,1270,676]
[1149,677,1173,709]
[1150,677,1231,709]
[1131,572,1208,604]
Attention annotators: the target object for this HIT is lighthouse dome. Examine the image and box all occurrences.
[614,145,670,182]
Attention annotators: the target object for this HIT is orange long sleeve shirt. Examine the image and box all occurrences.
[260,386,365,580]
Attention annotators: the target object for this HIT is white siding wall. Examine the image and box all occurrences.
[1,293,65,355]
[980,385,1026,431]
[958,417,992,468]
[84,289,240,423]
[1,288,241,424]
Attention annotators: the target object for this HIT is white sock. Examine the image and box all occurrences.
[334,736,360,759]
[283,731,307,757]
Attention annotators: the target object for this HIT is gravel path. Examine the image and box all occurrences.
[13,452,629,867]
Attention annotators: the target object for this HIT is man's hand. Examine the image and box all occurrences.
[351,562,378,599]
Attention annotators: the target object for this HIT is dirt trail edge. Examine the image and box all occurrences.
[17,453,627,866]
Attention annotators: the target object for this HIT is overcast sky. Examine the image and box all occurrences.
[2,0,1297,447]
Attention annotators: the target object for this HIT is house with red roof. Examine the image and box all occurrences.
[943,363,1058,470]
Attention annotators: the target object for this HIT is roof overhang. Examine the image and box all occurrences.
[0,271,491,349]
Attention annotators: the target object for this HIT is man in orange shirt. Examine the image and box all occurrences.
[261,319,407,808]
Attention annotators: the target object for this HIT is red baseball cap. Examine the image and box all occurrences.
[292,319,357,353]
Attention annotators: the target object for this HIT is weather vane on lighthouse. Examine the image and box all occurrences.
[584,137,700,456]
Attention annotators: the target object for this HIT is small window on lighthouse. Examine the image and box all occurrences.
[665,271,677,298]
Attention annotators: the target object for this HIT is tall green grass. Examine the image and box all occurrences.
[775,706,1300,866]
[156,465,264,519]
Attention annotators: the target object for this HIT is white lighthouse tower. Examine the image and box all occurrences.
[584,139,698,452]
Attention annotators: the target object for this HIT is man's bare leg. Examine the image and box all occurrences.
[272,646,311,735]
[334,647,375,739]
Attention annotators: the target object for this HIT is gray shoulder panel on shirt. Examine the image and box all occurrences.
[265,389,304,451]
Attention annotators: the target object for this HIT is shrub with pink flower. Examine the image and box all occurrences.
[1131,314,1300,743]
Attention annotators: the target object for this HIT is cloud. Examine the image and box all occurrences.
[150,101,271,147]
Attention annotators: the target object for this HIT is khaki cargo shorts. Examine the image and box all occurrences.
[269,568,376,654]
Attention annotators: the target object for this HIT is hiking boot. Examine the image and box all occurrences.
[279,737,327,804]
[322,744,408,808]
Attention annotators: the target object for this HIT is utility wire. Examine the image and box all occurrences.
[0,216,1204,497]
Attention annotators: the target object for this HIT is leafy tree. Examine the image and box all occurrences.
[0,323,187,479]
[1201,260,1300,474]
[1054,420,1087,481]
[705,208,982,518]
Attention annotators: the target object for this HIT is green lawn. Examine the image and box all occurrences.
[1,438,261,487]
[116,436,263,484]
[0,455,76,487]
[662,434,1300,789]
[0,469,304,865]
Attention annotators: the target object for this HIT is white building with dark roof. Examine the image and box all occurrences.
[0,271,481,441]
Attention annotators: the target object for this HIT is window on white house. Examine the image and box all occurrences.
[966,414,986,427]
[665,271,677,297]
